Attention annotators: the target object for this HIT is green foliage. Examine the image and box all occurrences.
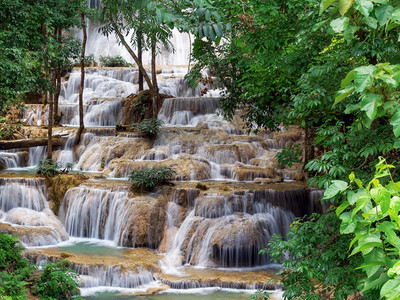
[132,118,163,137]
[84,54,96,67]
[331,158,400,299]
[99,55,131,67]
[0,233,33,299]
[276,144,302,168]
[0,0,83,107]
[134,94,149,116]
[0,233,81,299]
[0,233,30,273]
[33,260,80,300]
[129,166,175,191]
[0,271,29,300]
[265,213,371,299]
[36,159,61,177]
[0,120,22,140]
[74,54,97,67]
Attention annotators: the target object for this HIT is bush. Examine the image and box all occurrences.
[129,166,175,191]
[36,159,61,177]
[132,118,163,137]
[33,260,80,300]
[99,55,131,67]
[83,54,96,67]
[73,54,97,67]
[0,233,30,273]
[0,233,81,299]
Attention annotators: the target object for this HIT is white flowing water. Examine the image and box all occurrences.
[0,178,68,246]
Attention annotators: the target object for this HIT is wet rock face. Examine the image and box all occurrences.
[0,178,69,246]
[0,208,68,246]
[106,154,213,181]
[122,91,173,125]
[60,184,169,248]
[159,187,307,268]
[24,247,161,288]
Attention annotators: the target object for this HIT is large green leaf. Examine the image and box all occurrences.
[360,93,383,120]
[350,232,382,255]
[370,185,391,212]
[339,0,355,15]
[340,211,361,233]
[362,248,385,277]
[390,111,400,137]
[381,276,400,300]
[330,16,350,32]
[341,70,356,88]
[355,0,374,17]
[388,261,400,277]
[364,16,378,28]
[354,66,376,92]
[334,86,355,104]
[322,180,348,200]
[320,0,337,15]
[379,221,400,247]
[392,8,400,22]
[375,5,394,26]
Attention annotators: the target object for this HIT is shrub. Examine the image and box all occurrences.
[0,233,30,272]
[129,166,175,191]
[99,55,131,67]
[33,260,80,300]
[36,159,61,177]
[84,54,96,67]
[132,118,163,137]
[0,233,81,299]
[0,233,33,299]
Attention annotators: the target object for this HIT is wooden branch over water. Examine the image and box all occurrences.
[0,137,64,150]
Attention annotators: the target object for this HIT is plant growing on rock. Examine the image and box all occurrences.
[129,166,175,191]
[33,260,80,300]
[99,55,131,67]
[36,159,62,177]
[132,118,163,138]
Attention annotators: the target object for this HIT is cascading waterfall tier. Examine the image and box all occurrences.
[0,178,68,246]
[161,187,305,269]
[24,247,160,289]
[158,97,220,126]
[60,184,167,248]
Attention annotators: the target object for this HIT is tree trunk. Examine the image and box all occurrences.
[54,65,61,124]
[113,23,153,90]
[76,12,87,145]
[304,125,315,166]
[54,27,62,125]
[151,39,159,118]
[0,137,64,150]
[47,74,55,160]
[137,30,144,91]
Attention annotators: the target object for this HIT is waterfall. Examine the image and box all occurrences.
[0,178,68,246]
[28,146,47,167]
[0,178,48,212]
[55,135,75,168]
[160,188,302,272]
[60,185,166,248]
[158,97,220,126]
[0,150,26,169]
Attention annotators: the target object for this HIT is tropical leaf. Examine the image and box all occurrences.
[360,93,383,119]
[338,0,355,16]
[354,66,375,92]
